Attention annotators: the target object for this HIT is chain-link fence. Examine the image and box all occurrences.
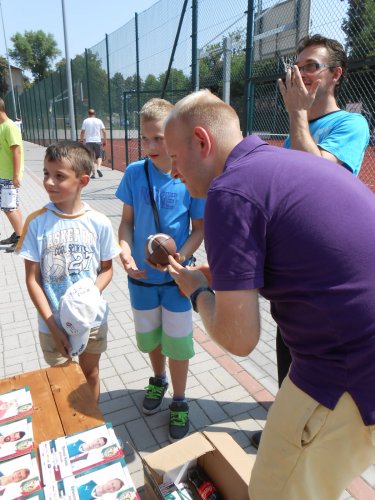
[8,0,374,190]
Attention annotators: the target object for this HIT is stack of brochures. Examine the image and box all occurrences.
[0,386,42,499]
[0,387,140,499]
[39,423,139,499]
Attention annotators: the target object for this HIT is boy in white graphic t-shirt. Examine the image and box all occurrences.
[16,141,119,402]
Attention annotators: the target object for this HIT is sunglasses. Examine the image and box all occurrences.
[290,63,336,74]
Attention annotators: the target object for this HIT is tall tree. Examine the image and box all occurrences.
[0,57,9,95]
[69,51,108,119]
[9,30,61,81]
[341,0,375,59]
[110,72,127,115]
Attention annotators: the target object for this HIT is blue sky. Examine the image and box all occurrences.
[0,0,158,64]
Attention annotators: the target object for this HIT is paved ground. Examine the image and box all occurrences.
[0,141,374,499]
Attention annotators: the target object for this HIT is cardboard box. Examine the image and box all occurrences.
[143,431,255,499]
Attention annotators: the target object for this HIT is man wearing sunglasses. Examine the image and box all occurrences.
[251,34,370,451]
[278,34,369,174]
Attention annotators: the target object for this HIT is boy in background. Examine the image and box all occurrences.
[0,98,23,252]
[16,141,119,402]
[116,98,205,441]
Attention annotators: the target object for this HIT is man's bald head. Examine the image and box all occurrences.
[166,89,241,141]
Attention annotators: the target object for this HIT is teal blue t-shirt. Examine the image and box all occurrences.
[116,159,205,284]
[284,110,370,176]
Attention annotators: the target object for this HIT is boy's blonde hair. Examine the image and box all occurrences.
[45,141,93,177]
[140,98,173,123]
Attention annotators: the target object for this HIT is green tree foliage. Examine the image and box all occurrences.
[70,51,108,123]
[341,0,375,59]
[9,30,60,81]
[158,68,190,103]
[111,72,126,113]
[143,74,159,92]
[199,42,223,91]
[340,0,375,132]
[0,56,9,96]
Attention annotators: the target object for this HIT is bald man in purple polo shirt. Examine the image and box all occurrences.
[164,89,375,500]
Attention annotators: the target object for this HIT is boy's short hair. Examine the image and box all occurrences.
[45,141,93,176]
[140,98,174,123]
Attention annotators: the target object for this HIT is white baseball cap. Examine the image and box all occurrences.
[59,278,101,356]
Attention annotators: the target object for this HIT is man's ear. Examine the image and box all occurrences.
[193,126,211,158]
[80,174,90,187]
[332,66,343,84]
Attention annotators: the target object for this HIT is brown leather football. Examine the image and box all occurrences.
[145,233,177,266]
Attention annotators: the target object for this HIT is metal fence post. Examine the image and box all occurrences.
[50,76,58,141]
[85,49,91,109]
[70,59,78,140]
[191,0,198,91]
[32,86,41,144]
[244,0,255,136]
[59,67,67,140]
[135,13,141,159]
[123,91,129,168]
[43,79,52,145]
[223,37,232,104]
[105,34,114,170]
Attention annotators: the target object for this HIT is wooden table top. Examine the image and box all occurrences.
[0,362,105,447]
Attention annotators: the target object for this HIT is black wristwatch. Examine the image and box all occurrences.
[190,286,215,313]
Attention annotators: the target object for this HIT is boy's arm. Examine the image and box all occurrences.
[24,259,71,358]
[11,145,22,188]
[118,204,147,279]
[95,259,113,292]
[177,218,204,264]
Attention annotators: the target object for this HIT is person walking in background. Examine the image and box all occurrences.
[164,89,375,499]
[80,109,106,179]
[116,98,205,441]
[247,35,372,450]
[0,98,24,252]
[16,141,119,402]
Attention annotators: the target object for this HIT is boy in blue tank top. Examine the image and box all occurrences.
[116,98,205,441]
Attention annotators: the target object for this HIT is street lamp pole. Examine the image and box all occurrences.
[61,0,76,139]
[0,0,17,119]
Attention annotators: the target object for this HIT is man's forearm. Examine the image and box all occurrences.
[289,110,322,156]
[194,290,260,357]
